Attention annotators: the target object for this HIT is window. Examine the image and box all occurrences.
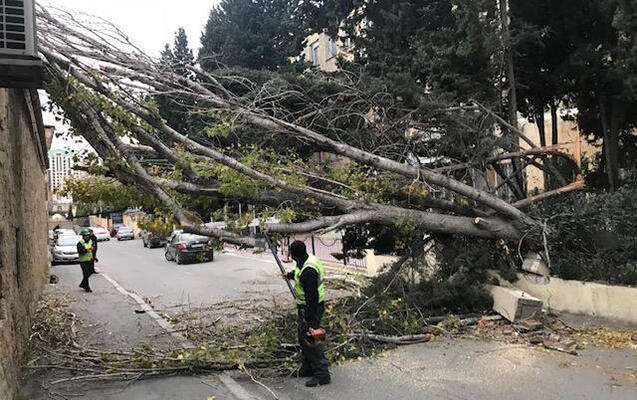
[311,42,320,66]
[327,38,338,59]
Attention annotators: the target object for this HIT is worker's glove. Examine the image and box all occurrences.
[93,257,99,263]
[285,271,294,280]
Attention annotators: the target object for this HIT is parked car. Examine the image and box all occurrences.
[142,230,168,248]
[90,227,111,242]
[51,235,82,265]
[116,226,135,241]
[55,228,76,237]
[110,223,124,237]
[164,233,214,265]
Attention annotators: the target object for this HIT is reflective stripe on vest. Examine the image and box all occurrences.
[79,239,94,262]
[293,254,326,306]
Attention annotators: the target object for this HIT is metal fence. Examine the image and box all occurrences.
[287,233,366,270]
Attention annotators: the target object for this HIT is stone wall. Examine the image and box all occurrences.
[0,88,49,400]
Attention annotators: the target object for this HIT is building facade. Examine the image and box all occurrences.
[47,147,88,214]
[48,148,82,194]
[302,32,354,72]
[0,88,49,400]
[519,115,600,192]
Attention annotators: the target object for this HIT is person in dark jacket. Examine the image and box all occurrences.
[88,228,99,274]
[88,229,99,260]
[285,241,331,387]
[77,228,95,293]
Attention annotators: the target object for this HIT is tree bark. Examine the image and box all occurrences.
[550,100,559,146]
[536,111,547,148]
[536,111,549,191]
[600,102,619,192]
[499,0,526,198]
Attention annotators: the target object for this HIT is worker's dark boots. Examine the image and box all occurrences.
[305,376,331,387]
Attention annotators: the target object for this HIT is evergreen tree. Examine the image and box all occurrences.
[563,0,637,191]
[200,0,304,70]
[301,1,498,104]
[157,28,196,135]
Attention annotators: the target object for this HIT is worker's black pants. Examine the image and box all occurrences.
[297,304,330,379]
[79,261,94,290]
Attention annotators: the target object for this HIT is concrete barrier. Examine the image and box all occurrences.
[365,250,399,276]
[488,285,543,322]
[507,273,637,325]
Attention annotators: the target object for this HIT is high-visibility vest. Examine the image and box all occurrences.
[294,254,326,306]
[79,239,94,262]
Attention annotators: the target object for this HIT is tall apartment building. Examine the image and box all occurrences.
[47,148,76,192]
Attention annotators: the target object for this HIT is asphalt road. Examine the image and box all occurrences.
[53,238,288,311]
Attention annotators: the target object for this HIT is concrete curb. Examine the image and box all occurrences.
[219,372,266,400]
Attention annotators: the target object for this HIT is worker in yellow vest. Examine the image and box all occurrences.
[77,228,95,293]
[285,241,331,387]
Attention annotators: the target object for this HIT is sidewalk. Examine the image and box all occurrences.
[19,267,238,400]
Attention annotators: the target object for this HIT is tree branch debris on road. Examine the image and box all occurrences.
[26,260,637,388]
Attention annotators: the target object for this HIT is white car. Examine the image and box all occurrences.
[90,227,111,241]
[116,226,135,241]
[51,235,82,264]
[55,228,76,237]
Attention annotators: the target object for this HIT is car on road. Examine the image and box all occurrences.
[142,230,168,248]
[110,223,124,237]
[55,228,77,237]
[51,235,82,265]
[116,226,135,241]
[164,233,214,265]
[90,227,111,241]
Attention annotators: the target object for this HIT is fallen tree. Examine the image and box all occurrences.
[37,7,583,249]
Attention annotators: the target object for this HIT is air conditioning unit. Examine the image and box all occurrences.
[0,0,43,88]
[0,0,37,57]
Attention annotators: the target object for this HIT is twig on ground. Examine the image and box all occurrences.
[242,365,279,400]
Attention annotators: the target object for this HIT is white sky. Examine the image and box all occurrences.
[42,0,220,150]
[44,0,218,56]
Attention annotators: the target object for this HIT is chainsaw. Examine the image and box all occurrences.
[307,327,327,343]
[263,233,327,344]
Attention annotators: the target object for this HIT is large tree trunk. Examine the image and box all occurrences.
[536,111,547,148]
[535,110,549,191]
[600,102,620,192]
[550,100,559,146]
[499,0,526,199]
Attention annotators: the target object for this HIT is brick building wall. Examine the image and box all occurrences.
[0,88,49,399]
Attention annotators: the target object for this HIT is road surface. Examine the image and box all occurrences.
[52,238,288,312]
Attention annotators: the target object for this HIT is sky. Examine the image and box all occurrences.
[42,0,220,150]
[44,0,218,56]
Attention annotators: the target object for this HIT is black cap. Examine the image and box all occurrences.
[289,240,308,259]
